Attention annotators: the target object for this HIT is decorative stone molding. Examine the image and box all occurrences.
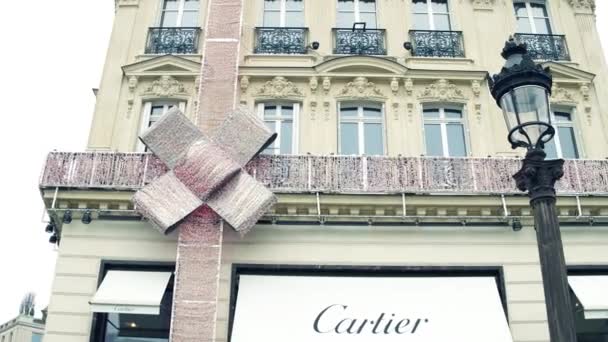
[418,79,468,102]
[580,83,590,101]
[471,80,481,98]
[310,101,318,121]
[550,84,578,106]
[406,103,415,123]
[580,83,592,125]
[323,101,331,121]
[390,77,399,95]
[470,0,496,10]
[322,77,331,94]
[240,76,249,94]
[116,0,139,7]
[128,76,139,92]
[392,102,400,120]
[256,76,304,99]
[474,104,482,124]
[404,78,414,96]
[126,76,138,119]
[568,0,595,14]
[142,75,188,97]
[337,77,386,100]
[310,77,319,93]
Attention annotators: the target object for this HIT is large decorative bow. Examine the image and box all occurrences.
[132,107,278,235]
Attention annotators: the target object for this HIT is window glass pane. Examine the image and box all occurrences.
[534,18,552,34]
[544,139,558,159]
[281,105,294,118]
[530,2,548,17]
[340,123,359,155]
[423,108,440,119]
[413,13,430,30]
[363,106,382,118]
[264,121,277,154]
[340,107,359,118]
[163,0,179,10]
[31,334,42,342]
[513,3,528,17]
[446,124,467,157]
[359,12,377,28]
[286,0,304,10]
[280,122,293,154]
[558,127,579,159]
[433,14,451,30]
[337,0,355,11]
[444,109,462,119]
[184,0,199,10]
[264,105,278,118]
[264,0,281,10]
[424,124,444,156]
[263,11,281,26]
[161,11,178,27]
[285,11,305,27]
[516,17,532,33]
[431,0,449,14]
[337,11,355,27]
[364,123,384,155]
[151,106,165,116]
[181,11,199,26]
[359,0,377,13]
[554,112,572,122]
[412,0,428,13]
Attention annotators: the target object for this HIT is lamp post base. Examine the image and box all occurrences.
[513,149,577,342]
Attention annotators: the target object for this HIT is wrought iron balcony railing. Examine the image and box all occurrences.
[333,28,387,55]
[514,33,570,61]
[254,27,308,54]
[145,27,202,54]
[40,152,608,195]
[408,30,465,58]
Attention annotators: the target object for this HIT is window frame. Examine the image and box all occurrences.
[568,266,608,340]
[257,102,300,155]
[513,0,553,34]
[545,107,581,159]
[338,102,386,156]
[89,261,176,342]
[337,0,378,28]
[421,104,470,158]
[159,0,200,27]
[412,0,452,31]
[138,100,186,152]
[263,0,305,27]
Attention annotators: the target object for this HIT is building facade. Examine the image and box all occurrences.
[0,316,45,342]
[40,0,608,341]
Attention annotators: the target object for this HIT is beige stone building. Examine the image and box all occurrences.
[39,0,608,341]
[0,316,45,342]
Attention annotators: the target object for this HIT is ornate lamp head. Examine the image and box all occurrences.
[489,37,554,151]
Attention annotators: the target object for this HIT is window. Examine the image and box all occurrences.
[139,101,185,151]
[160,0,200,27]
[423,106,468,157]
[263,0,304,27]
[91,263,174,342]
[337,0,377,28]
[339,103,385,155]
[31,333,42,342]
[513,0,552,34]
[258,103,299,155]
[544,110,579,159]
[412,0,451,30]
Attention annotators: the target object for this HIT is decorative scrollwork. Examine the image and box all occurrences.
[409,30,465,58]
[146,27,201,54]
[254,27,308,54]
[514,34,570,61]
[333,28,386,55]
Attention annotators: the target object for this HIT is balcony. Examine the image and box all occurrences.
[408,30,465,58]
[39,152,608,195]
[254,27,308,54]
[514,33,570,61]
[333,28,386,56]
[145,27,201,54]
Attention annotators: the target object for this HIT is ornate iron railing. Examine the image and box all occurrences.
[39,152,608,195]
[333,28,386,55]
[408,30,465,58]
[254,27,308,54]
[514,33,570,61]
[145,27,202,54]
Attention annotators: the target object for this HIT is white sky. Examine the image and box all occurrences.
[0,0,607,325]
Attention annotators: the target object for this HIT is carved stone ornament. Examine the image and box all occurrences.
[323,101,331,121]
[472,80,481,98]
[322,77,331,94]
[310,101,318,121]
[256,76,304,99]
[310,76,319,93]
[392,102,400,120]
[470,0,496,10]
[418,79,467,102]
[337,77,386,100]
[143,75,187,97]
[240,76,250,94]
[390,77,399,95]
[128,76,139,93]
[568,0,595,13]
[404,78,414,96]
[550,84,578,105]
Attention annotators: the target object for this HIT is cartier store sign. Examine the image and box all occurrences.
[230,274,513,342]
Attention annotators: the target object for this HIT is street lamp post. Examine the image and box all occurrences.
[489,38,578,342]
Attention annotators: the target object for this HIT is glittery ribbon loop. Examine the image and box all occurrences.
[133,107,277,235]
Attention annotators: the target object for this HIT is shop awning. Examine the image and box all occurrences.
[90,271,171,315]
[569,276,608,319]
[231,275,513,342]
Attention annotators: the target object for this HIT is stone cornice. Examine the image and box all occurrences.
[568,0,596,14]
